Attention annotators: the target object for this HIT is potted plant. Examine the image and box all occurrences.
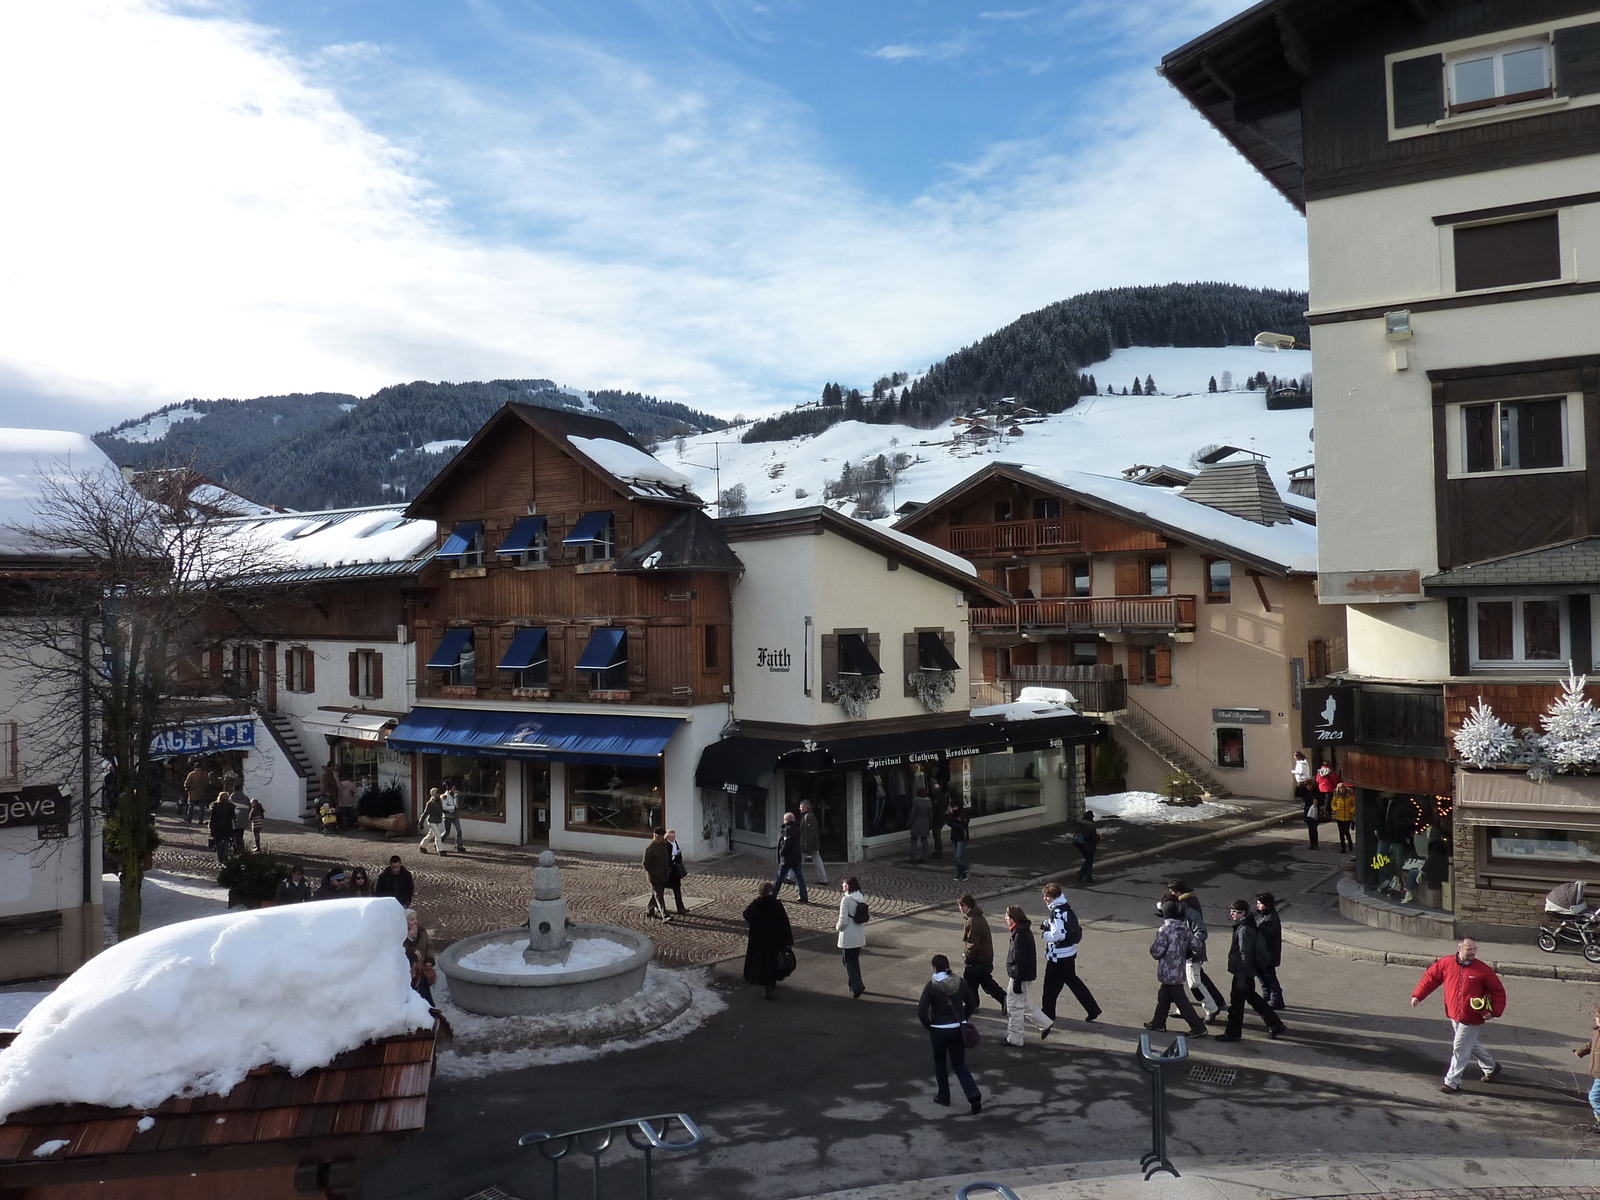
[217,849,289,909]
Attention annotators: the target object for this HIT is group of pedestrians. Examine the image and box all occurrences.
[643,827,690,920]
[272,853,414,907]
[419,783,467,854]
[201,772,266,865]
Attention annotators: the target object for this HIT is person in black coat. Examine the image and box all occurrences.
[1003,904,1053,1045]
[743,882,794,999]
[1218,899,1286,1042]
[1253,892,1285,1010]
[374,855,415,908]
[207,793,236,864]
[274,864,311,904]
[917,954,982,1112]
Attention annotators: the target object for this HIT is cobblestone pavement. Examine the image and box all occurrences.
[1301,1192,1600,1200]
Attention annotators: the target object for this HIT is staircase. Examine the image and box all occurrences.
[259,710,319,814]
[1111,699,1232,799]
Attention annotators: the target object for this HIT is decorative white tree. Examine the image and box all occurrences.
[1538,672,1600,775]
[1453,699,1519,768]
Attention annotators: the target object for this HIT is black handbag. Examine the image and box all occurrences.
[960,1022,980,1049]
[776,947,797,978]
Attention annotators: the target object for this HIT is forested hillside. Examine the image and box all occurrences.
[97,380,728,511]
[742,282,1308,443]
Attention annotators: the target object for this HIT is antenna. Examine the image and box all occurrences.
[679,439,736,515]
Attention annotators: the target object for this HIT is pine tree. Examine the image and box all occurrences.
[1131,378,1142,396]
[1220,370,1234,392]
[1454,699,1519,769]
[1539,673,1600,774]
[1144,374,1156,394]
[1208,376,1217,393]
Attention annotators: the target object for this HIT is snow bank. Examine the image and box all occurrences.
[210,504,436,573]
[0,899,432,1120]
[1087,791,1241,825]
[570,436,691,489]
[457,935,635,975]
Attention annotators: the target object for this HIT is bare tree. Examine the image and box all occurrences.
[1,466,291,940]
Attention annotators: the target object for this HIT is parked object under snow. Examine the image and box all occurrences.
[0,898,432,1121]
[1086,791,1241,825]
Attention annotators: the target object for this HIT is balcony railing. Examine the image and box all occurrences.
[947,518,1082,556]
[970,665,1126,714]
[971,595,1196,632]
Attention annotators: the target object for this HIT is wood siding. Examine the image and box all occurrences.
[910,479,1163,556]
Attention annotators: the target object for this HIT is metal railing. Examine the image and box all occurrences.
[971,666,1126,715]
[518,1113,704,1200]
[1137,1033,1188,1180]
[947,518,1081,555]
[1121,696,1220,785]
[970,595,1196,632]
[955,1185,1022,1200]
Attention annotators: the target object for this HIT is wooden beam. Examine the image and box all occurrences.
[1247,570,1273,612]
[1199,54,1237,100]
[1275,12,1312,81]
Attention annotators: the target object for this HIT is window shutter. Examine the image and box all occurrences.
[372,652,384,700]
[981,646,997,681]
[904,632,919,696]
[981,565,1004,589]
[1097,642,1113,667]
[1154,644,1172,687]
[867,632,881,676]
[821,633,839,697]
[1573,595,1593,675]
[305,650,315,692]
[1391,54,1443,127]
[548,627,565,691]
[1040,565,1067,596]
[349,652,359,697]
[1115,559,1142,596]
[1556,23,1600,97]
[1447,596,1469,676]
[628,627,648,693]
[285,647,294,691]
[1128,645,1144,685]
[942,629,957,671]
[1454,215,1560,292]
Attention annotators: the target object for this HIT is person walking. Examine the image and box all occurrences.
[1292,750,1312,793]
[643,827,675,921]
[1254,892,1285,1009]
[1004,904,1054,1045]
[1038,883,1101,1022]
[247,797,266,852]
[908,789,933,864]
[947,798,972,882]
[208,790,236,865]
[228,783,249,858]
[440,779,465,852]
[1163,879,1227,1018]
[1411,937,1506,1093]
[836,876,867,998]
[1144,900,1208,1037]
[375,855,414,908]
[274,864,311,904]
[742,882,794,1000]
[663,829,690,916]
[183,762,210,823]
[1073,811,1100,885]
[1330,783,1356,853]
[419,790,447,855]
[917,954,982,1112]
[319,763,339,814]
[773,811,810,904]
[1301,784,1321,849]
[1216,899,1287,1042]
[959,895,1009,1010]
[929,784,950,860]
[798,801,828,884]
[1573,1007,1600,1133]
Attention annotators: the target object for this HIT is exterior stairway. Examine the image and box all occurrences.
[259,709,320,814]
[1111,699,1233,799]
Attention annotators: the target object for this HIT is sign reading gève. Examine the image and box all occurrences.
[756,647,792,672]
[1301,686,1355,745]
[0,786,65,829]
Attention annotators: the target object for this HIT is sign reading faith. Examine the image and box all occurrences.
[1301,686,1356,746]
[756,647,792,672]
[1213,707,1273,725]
[149,717,257,756]
[0,785,66,830]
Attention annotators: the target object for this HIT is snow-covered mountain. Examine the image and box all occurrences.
[656,345,1314,518]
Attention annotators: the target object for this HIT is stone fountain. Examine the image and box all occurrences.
[437,851,654,1017]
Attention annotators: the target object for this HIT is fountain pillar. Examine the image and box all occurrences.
[525,850,573,965]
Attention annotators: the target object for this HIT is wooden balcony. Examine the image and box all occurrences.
[947,518,1081,556]
[970,594,1196,632]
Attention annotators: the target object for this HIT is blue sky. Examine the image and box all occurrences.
[0,1,1307,431]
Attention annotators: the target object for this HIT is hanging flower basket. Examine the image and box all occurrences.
[908,669,958,713]
[828,674,880,719]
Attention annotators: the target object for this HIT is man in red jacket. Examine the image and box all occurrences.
[1411,937,1507,1093]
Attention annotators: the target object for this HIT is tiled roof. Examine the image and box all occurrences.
[1179,461,1294,526]
[0,1024,436,1168]
[1422,538,1600,592]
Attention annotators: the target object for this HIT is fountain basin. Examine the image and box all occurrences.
[437,924,653,1017]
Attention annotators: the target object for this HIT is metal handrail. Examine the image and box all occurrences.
[1122,696,1218,783]
[1136,1034,1188,1180]
[956,1184,1023,1200]
[519,1113,704,1200]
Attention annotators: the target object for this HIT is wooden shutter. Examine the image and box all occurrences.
[1391,54,1443,127]
[1115,559,1142,596]
[548,627,565,691]
[285,646,295,692]
[1574,595,1594,675]
[981,565,1004,589]
[304,649,314,692]
[943,629,958,672]
[1556,23,1600,97]
[1006,567,1030,598]
[1447,596,1469,677]
[1128,645,1144,685]
[628,627,648,693]
[1153,644,1172,687]
[371,652,384,700]
[1040,565,1067,597]
[866,632,881,680]
[903,632,919,696]
[1097,642,1113,667]
[1454,216,1560,292]
[349,652,359,697]
[981,646,997,681]
[821,633,839,696]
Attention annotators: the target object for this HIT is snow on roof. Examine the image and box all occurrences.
[866,518,978,577]
[1018,464,1318,573]
[214,503,436,572]
[0,429,124,555]
[569,436,692,491]
[187,482,278,518]
[0,899,432,1120]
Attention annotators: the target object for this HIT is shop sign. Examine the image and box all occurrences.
[867,745,987,770]
[0,785,66,829]
[1301,686,1356,745]
[150,717,256,756]
[756,647,792,672]
[1213,708,1273,725]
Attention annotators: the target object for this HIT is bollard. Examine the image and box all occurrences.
[1135,1033,1188,1180]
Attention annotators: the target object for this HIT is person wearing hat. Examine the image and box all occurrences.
[274,864,312,904]
[1412,937,1506,1093]
[313,868,350,900]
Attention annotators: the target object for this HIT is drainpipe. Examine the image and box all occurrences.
[80,617,93,908]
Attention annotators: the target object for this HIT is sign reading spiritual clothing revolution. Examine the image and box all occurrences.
[149,717,257,757]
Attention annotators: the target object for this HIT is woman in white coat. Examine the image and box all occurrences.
[836,876,868,999]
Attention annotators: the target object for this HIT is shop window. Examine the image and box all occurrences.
[423,754,504,820]
[563,511,616,562]
[864,762,930,837]
[497,515,548,567]
[1461,397,1567,473]
[1364,792,1453,907]
[1205,558,1231,603]
[1215,727,1245,768]
[703,624,720,671]
[576,627,628,691]
[1071,561,1091,597]
[428,627,477,687]
[436,521,485,567]
[349,649,382,700]
[957,750,1045,819]
[1470,596,1566,667]
[567,762,662,836]
[733,788,768,836]
[333,742,379,792]
[1488,825,1600,866]
[285,646,314,694]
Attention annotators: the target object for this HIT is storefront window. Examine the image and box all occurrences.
[1215,728,1245,768]
[957,750,1044,818]
[333,742,379,788]
[567,762,662,836]
[863,763,932,838]
[1359,790,1453,909]
[1488,826,1600,865]
[733,788,768,836]
[424,754,505,820]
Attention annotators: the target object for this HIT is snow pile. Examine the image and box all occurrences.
[971,698,1077,721]
[210,504,436,573]
[869,520,977,576]
[570,436,692,490]
[419,439,467,454]
[1087,791,1241,825]
[0,899,433,1120]
[457,935,635,975]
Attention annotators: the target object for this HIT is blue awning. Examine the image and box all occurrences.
[563,511,613,546]
[575,627,627,671]
[387,707,682,763]
[435,520,483,560]
[426,627,475,669]
[499,628,548,671]
[496,515,547,557]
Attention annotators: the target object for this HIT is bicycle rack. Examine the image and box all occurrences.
[956,1184,1022,1200]
[518,1112,704,1200]
[1136,1033,1188,1180]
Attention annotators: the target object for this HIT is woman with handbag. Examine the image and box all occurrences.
[664,829,690,916]
[742,882,794,1000]
[917,954,982,1113]
[1003,904,1054,1045]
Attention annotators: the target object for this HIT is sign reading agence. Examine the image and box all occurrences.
[149,717,257,756]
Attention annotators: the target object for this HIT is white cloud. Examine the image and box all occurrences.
[870,43,927,60]
[0,0,1305,432]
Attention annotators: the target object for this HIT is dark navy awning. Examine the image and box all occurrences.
[496,515,547,557]
[387,707,681,763]
[918,631,961,672]
[839,633,882,677]
[435,520,483,560]
[563,511,613,546]
[575,627,627,671]
[426,627,474,669]
[499,628,548,671]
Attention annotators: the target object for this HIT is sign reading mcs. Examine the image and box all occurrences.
[756,647,792,673]
[1301,686,1355,746]
[149,718,257,756]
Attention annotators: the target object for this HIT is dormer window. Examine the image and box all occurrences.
[436,520,485,567]
[1448,40,1551,114]
[563,511,616,562]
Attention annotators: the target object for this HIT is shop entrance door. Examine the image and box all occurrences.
[524,762,551,844]
[784,771,848,862]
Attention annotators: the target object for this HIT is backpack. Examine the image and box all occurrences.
[1061,905,1083,946]
[851,897,870,924]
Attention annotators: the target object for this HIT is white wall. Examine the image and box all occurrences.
[1345,601,1453,681]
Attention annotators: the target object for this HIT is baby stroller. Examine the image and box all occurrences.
[1537,881,1600,962]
